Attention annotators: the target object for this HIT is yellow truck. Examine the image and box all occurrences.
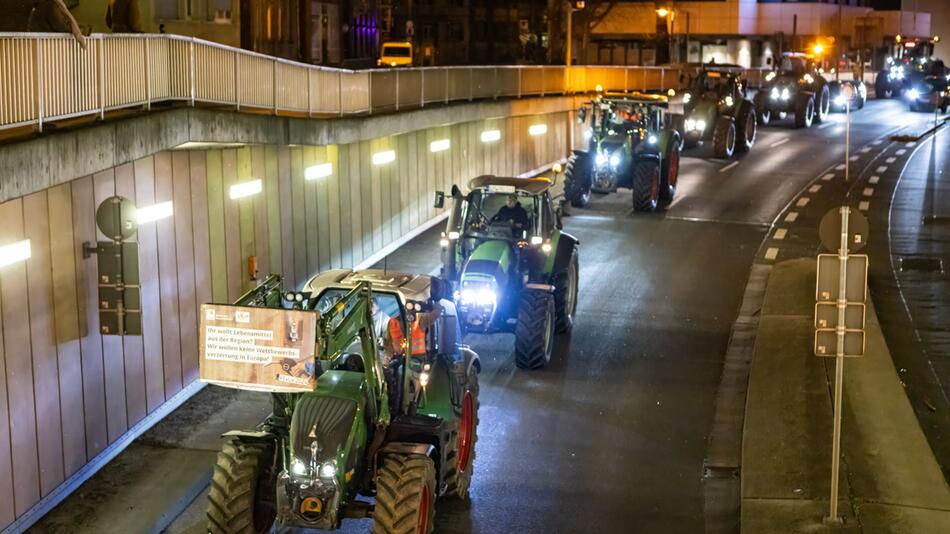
[378,41,413,67]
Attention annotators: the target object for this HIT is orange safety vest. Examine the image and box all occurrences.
[388,317,426,355]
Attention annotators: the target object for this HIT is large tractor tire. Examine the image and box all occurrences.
[207,437,278,534]
[514,289,555,369]
[553,250,579,333]
[753,92,771,125]
[814,84,831,123]
[632,158,660,212]
[444,364,479,499]
[564,153,592,208]
[659,133,680,204]
[735,102,756,153]
[875,75,892,99]
[373,454,437,534]
[712,116,737,158]
[669,115,686,151]
[794,93,815,128]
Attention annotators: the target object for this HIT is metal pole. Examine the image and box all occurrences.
[845,97,850,182]
[827,204,850,525]
[566,3,573,67]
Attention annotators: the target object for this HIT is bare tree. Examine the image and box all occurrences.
[576,0,618,64]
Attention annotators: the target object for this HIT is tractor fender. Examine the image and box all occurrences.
[572,148,590,157]
[379,442,436,458]
[548,231,579,278]
[460,346,481,375]
[634,153,661,164]
[221,430,277,444]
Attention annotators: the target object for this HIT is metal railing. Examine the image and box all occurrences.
[0,32,772,132]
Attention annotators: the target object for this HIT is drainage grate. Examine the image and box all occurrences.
[900,256,945,273]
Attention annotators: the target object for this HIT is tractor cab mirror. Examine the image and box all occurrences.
[555,201,565,228]
[450,184,463,199]
[436,303,460,355]
[578,107,587,123]
[433,191,445,209]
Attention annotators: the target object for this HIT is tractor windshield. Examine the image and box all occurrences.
[314,289,402,342]
[779,56,807,75]
[691,74,729,99]
[459,189,537,241]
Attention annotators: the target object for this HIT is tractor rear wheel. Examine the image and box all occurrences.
[514,289,555,369]
[553,251,579,333]
[444,365,479,499]
[659,132,680,204]
[875,76,892,99]
[794,93,815,128]
[735,102,756,153]
[753,92,771,125]
[207,437,277,534]
[632,159,660,212]
[712,116,736,158]
[373,454,436,534]
[564,153,592,208]
[814,84,831,123]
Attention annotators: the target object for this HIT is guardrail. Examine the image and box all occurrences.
[0,32,773,132]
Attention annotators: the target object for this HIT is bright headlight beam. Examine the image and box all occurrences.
[134,200,174,224]
[480,129,501,143]
[372,150,396,165]
[305,162,333,181]
[528,124,548,136]
[229,179,262,200]
[429,139,451,152]
[0,239,31,268]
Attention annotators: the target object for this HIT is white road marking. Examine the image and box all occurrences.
[774,228,788,240]
[835,164,846,171]
[849,155,860,161]
[860,147,872,153]
[796,197,810,207]
[876,166,888,173]
[859,201,870,211]
[863,187,874,196]
[871,140,883,145]
[765,247,779,260]
[818,121,835,129]
[720,161,740,173]
[770,137,789,148]
[785,211,799,222]
[896,149,907,155]
[809,184,822,193]
[886,157,896,163]
[822,173,835,181]
[869,175,880,184]
[906,141,917,147]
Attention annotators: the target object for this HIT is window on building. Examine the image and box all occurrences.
[154,0,177,20]
[449,22,464,41]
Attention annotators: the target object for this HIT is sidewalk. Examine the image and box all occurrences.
[741,258,950,533]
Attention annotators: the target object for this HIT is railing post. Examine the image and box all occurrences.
[493,67,498,100]
[469,68,473,101]
[307,68,313,117]
[145,37,151,110]
[234,52,240,111]
[421,69,425,108]
[98,35,105,120]
[395,69,400,111]
[518,68,522,98]
[540,67,545,97]
[189,38,195,106]
[368,71,373,114]
[444,69,449,105]
[338,71,344,117]
[35,37,43,133]
[660,67,665,91]
[272,61,278,116]
[624,68,628,92]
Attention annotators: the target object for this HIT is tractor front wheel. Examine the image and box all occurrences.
[564,153,592,208]
[660,132,680,204]
[444,365,479,499]
[712,116,736,158]
[815,84,831,123]
[632,159,660,212]
[753,92,771,125]
[735,102,756,153]
[514,289,556,369]
[553,251,579,333]
[207,437,278,534]
[373,454,437,534]
[794,93,815,128]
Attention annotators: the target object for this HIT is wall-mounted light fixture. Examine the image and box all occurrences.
[430,139,451,153]
[372,150,396,165]
[305,162,333,181]
[134,201,174,224]
[0,239,31,268]
[229,179,262,199]
[480,129,501,143]
[528,124,548,136]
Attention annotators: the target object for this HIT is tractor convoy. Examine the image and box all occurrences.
[196,45,937,532]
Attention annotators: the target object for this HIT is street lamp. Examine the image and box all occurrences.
[656,8,669,18]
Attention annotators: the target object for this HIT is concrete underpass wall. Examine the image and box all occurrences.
[0,109,569,531]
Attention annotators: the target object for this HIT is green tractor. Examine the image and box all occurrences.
[434,175,579,369]
[203,269,480,533]
[673,65,756,158]
[563,91,681,211]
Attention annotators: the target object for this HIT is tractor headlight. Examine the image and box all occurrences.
[895,70,905,80]
[696,120,707,132]
[292,459,308,476]
[460,283,497,308]
[834,94,847,106]
[319,462,337,479]
[724,95,734,107]
[803,74,814,84]
[770,87,779,99]
[765,72,776,82]
[683,92,692,104]
[908,88,920,100]
[609,153,621,167]
[647,134,658,145]
[781,88,790,100]
[541,241,552,254]
[583,129,592,140]
[685,118,696,131]
[595,152,608,167]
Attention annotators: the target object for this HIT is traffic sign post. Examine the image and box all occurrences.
[815,206,869,525]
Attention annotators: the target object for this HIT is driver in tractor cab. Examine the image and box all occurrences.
[491,194,529,231]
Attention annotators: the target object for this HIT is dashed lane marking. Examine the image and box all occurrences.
[822,173,835,181]
[849,155,860,161]
[720,161,740,173]
[860,147,872,153]
[785,211,799,222]
[809,185,822,193]
[818,121,835,130]
[764,247,779,260]
[906,141,917,147]
[774,228,787,240]
[770,137,789,148]
[876,166,888,173]
[863,187,874,196]
[859,201,870,211]
[869,175,880,184]
[872,140,883,145]
[896,149,907,155]
[796,197,810,207]
[835,164,846,171]
[886,157,896,163]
